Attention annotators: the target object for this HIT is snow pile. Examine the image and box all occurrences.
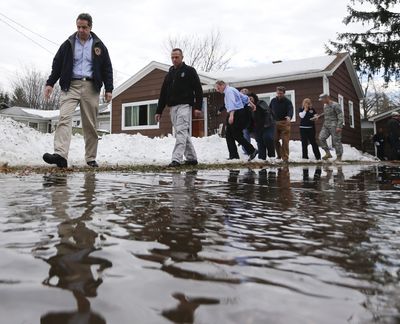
[0,117,377,167]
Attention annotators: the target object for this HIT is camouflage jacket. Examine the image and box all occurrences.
[323,101,343,129]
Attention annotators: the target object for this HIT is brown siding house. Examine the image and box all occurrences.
[112,53,364,149]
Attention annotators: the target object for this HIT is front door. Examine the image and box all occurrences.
[191,98,207,138]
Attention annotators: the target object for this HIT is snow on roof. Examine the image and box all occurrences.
[203,55,338,83]
[20,107,60,119]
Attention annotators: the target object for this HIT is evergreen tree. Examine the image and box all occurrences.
[11,86,29,107]
[327,0,400,82]
[0,90,10,107]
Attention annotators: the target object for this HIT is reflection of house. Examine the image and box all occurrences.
[0,103,111,133]
[112,53,364,148]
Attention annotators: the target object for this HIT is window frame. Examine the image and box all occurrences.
[28,121,38,130]
[257,90,296,122]
[338,94,345,125]
[121,99,160,131]
[348,100,355,128]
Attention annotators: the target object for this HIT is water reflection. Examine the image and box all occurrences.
[40,173,111,324]
[1,166,400,323]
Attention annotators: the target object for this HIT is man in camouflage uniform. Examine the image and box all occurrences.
[316,94,344,162]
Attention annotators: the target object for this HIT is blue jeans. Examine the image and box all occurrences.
[256,126,275,160]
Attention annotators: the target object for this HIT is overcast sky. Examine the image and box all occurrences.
[0,0,359,91]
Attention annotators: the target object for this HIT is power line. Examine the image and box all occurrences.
[0,12,58,46]
[0,16,54,55]
[0,13,132,77]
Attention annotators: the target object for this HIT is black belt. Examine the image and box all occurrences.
[72,77,93,81]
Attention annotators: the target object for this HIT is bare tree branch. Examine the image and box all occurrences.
[164,29,233,72]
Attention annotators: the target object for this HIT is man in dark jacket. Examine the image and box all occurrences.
[156,48,203,167]
[43,13,113,168]
[248,93,275,160]
[386,111,400,160]
[270,86,293,162]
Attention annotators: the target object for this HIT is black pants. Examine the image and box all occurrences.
[300,127,321,160]
[226,109,255,159]
[256,126,275,160]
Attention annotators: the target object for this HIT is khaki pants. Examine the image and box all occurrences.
[170,104,197,163]
[275,120,291,161]
[54,80,99,162]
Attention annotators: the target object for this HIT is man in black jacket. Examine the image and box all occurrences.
[156,48,203,167]
[270,86,293,162]
[43,13,113,168]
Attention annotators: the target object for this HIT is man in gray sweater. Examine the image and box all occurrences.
[316,94,344,162]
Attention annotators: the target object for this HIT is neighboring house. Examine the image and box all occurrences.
[0,106,59,133]
[369,107,400,156]
[0,103,111,133]
[112,53,364,149]
[361,118,375,155]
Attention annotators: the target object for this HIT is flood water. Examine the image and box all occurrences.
[0,165,399,324]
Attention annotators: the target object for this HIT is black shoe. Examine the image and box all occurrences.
[228,157,239,160]
[248,149,259,162]
[168,161,181,167]
[43,153,68,168]
[87,161,99,168]
[184,160,198,166]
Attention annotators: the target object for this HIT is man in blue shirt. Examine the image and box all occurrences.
[43,13,113,168]
[215,80,258,161]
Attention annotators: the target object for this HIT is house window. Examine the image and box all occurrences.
[338,94,345,125]
[348,100,354,128]
[73,120,81,127]
[28,122,38,130]
[122,100,159,130]
[257,90,296,122]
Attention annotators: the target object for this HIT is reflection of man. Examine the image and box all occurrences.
[41,173,111,324]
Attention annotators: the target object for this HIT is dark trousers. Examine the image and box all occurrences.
[300,127,321,160]
[226,109,255,159]
[256,126,275,160]
[377,146,385,160]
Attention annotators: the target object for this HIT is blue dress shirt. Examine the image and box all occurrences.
[224,86,249,112]
[72,34,93,78]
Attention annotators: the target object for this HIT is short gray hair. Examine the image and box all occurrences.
[215,80,226,86]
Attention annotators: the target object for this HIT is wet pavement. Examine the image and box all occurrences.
[0,165,399,324]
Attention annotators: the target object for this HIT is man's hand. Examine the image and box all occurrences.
[336,128,342,133]
[194,109,202,118]
[155,114,162,123]
[105,92,112,103]
[249,101,256,112]
[228,112,234,125]
[44,86,53,100]
[285,116,291,122]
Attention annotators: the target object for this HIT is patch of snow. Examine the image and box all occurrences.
[0,117,376,167]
